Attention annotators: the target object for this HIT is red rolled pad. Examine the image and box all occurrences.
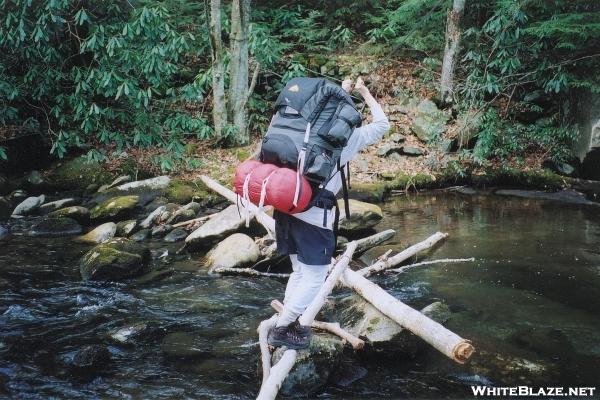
[233,159,262,196]
[247,163,278,204]
[266,167,312,214]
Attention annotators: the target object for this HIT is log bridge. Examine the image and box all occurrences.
[199,175,475,400]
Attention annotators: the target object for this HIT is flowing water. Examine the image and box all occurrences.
[1,190,599,399]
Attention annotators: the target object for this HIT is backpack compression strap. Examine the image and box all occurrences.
[338,160,351,221]
[293,122,311,207]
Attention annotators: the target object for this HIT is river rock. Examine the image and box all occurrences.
[75,222,117,244]
[271,332,344,396]
[411,99,450,142]
[109,322,163,344]
[38,198,77,214]
[185,205,248,247]
[115,176,170,192]
[0,225,9,242]
[338,295,451,357]
[161,332,211,358]
[45,156,113,191]
[337,199,383,232]
[11,195,45,217]
[205,233,260,270]
[47,206,90,224]
[151,224,172,238]
[131,229,151,242]
[90,195,139,221]
[71,344,111,369]
[140,205,166,229]
[28,217,82,237]
[164,227,188,243]
[0,197,11,221]
[79,238,151,281]
[97,175,131,193]
[116,220,137,237]
[7,190,28,207]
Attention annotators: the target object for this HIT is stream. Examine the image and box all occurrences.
[1,190,599,399]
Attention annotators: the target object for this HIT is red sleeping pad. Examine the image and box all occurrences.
[233,160,312,214]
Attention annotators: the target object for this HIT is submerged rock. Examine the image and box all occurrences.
[71,345,111,369]
[28,217,82,237]
[116,176,170,192]
[38,198,77,214]
[11,195,45,217]
[131,229,151,242]
[164,227,188,243]
[161,332,211,358]
[205,233,260,270]
[79,238,150,281]
[116,220,137,237]
[47,206,90,224]
[337,199,383,232]
[90,195,139,221]
[185,205,248,247]
[75,222,117,244]
[271,332,344,396]
[109,322,163,344]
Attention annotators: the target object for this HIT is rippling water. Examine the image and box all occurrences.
[1,191,599,399]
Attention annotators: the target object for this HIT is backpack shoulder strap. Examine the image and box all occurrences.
[337,160,351,222]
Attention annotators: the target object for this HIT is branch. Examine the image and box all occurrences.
[211,266,290,278]
[387,257,476,274]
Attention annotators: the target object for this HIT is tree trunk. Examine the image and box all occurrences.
[206,0,227,138]
[439,0,466,105]
[228,0,251,145]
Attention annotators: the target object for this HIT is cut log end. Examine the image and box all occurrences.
[452,340,475,364]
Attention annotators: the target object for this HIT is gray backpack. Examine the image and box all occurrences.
[260,77,362,218]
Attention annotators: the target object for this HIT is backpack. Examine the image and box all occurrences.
[259,77,362,225]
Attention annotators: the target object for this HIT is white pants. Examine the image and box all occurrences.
[276,254,329,327]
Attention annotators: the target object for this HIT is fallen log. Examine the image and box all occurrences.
[257,242,358,400]
[257,314,279,386]
[171,215,210,228]
[387,257,476,274]
[271,300,364,350]
[200,175,275,235]
[357,232,448,277]
[339,268,474,364]
[341,228,395,254]
[211,266,290,278]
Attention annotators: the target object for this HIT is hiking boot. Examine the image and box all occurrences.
[268,322,312,350]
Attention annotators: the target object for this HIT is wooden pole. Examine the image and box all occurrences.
[256,242,358,400]
[357,232,448,277]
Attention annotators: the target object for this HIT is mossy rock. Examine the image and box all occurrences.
[47,206,90,224]
[348,182,388,203]
[27,217,82,237]
[79,238,150,281]
[90,195,139,221]
[473,167,564,190]
[45,156,113,191]
[386,173,436,191]
[337,199,383,232]
[163,180,206,204]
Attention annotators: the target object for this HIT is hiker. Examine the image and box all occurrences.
[268,77,390,349]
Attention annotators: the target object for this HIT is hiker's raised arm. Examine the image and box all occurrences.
[353,78,390,147]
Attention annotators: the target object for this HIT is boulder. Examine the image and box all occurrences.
[47,206,90,224]
[185,205,248,247]
[411,99,450,142]
[151,224,172,238]
[163,179,205,204]
[0,197,11,221]
[205,233,260,270]
[45,156,113,191]
[97,175,131,193]
[337,199,383,232]
[39,198,77,214]
[11,195,45,217]
[116,220,137,237]
[338,295,451,357]
[71,345,111,369]
[75,222,117,244]
[164,227,188,243]
[131,229,151,242]
[271,332,344,397]
[79,238,150,281]
[115,176,170,192]
[140,205,166,229]
[90,195,139,221]
[27,217,82,237]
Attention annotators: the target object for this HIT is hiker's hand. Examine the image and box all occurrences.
[342,79,353,93]
[355,77,369,96]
